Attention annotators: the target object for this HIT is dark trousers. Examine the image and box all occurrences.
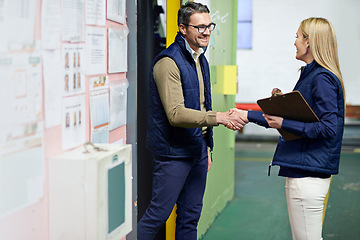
[137,138,208,240]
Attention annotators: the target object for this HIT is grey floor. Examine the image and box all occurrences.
[202,141,360,240]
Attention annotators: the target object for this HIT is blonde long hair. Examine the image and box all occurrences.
[300,17,345,101]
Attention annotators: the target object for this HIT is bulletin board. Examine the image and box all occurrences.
[0,0,135,239]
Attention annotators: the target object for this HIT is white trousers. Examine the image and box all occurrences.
[285,177,331,240]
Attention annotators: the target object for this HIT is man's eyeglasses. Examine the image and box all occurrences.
[183,23,216,33]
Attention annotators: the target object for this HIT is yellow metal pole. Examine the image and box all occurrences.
[166,0,181,47]
[165,1,181,239]
[166,205,177,240]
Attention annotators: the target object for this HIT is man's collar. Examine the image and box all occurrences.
[180,35,204,61]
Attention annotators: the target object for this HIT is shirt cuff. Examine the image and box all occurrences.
[207,111,218,126]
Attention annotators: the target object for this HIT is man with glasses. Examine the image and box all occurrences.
[182,22,216,35]
[138,2,246,239]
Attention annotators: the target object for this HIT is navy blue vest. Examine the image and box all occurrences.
[273,61,345,175]
[146,34,214,158]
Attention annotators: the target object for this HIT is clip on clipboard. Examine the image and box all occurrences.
[257,90,319,141]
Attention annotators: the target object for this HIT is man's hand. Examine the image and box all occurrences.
[225,108,249,130]
[229,108,248,122]
[216,109,248,130]
[263,114,283,129]
[207,149,212,172]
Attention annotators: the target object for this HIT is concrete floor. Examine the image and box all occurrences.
[202,142,360,240]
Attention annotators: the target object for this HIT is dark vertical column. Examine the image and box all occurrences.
[137,1,166,240]
[126,0,137,239]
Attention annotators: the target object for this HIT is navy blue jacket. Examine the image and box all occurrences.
[248,61,344,175]
[146,34,214,158]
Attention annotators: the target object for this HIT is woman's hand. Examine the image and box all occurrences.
[271,88,283,96]
[263,114,283,129]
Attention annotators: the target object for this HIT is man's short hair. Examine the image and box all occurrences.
[177,2,210,26]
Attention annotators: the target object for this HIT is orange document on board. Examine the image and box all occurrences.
[257,90,319,141]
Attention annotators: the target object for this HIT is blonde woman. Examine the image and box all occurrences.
[234,18,345,239]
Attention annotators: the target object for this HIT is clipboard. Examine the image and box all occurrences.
[257,90,319,141]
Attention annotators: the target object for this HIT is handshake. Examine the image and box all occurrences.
[216,108,248,131]
[216,88,283,131]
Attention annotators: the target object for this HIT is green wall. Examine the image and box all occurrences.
[197,0,238,238]
[197,95,236,239]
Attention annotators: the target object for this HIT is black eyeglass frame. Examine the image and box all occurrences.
[182,23,216,33]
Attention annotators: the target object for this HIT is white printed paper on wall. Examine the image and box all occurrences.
[43,49,62,128]
[85,26,107,75]
[62,0,85,42]
[108,26,129,73]
[63,44,85,96]
[106,0,126,24]
[0,0,6,52]
[0,52,43,156]
[110,79,128,130]
[62,95,86,150]
[0,52,44,217]
[42,0,62,49]
[86,0,106,26]
[89,76,110,143]
[0,0,37,51]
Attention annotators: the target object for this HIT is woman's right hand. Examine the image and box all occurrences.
[271,88,282,96]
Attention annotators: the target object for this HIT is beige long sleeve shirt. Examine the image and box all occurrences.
[153,55,217,129]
